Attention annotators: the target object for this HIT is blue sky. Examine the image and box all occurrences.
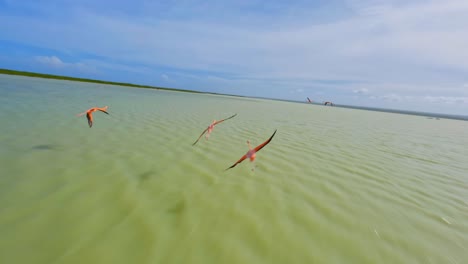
[1,0,468,115]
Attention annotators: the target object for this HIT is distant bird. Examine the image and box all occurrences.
[192,114,237,145]
[226,129,277,170]
[307,97,312,103]
[77,106,109,128]
[324,101,334,106]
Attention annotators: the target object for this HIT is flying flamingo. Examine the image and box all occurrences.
[77,106,109,128]
[307,97,313,103]
[192,114,237,145]
[225,129,277,170]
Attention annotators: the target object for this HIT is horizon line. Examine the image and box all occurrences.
[1,68,467,121]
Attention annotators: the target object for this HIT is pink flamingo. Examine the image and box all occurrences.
[226,130,277,170]
[77,106,109,128]
[192,114,237,145]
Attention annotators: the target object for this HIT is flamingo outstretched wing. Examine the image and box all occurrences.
[253,129,276,152]
[192,114,237,146]
[225,154,248,170]
[225,129,277,170]
[97,106,109,115]
[86,113,93,128]
[192,127,209,146]
[79,106,109,128]
[213,113,237,125]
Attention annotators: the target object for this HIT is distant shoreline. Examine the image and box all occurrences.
[1,68,467,121]
[0,68,203,94]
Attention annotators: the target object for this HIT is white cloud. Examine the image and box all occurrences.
[2,0,468,114]
[289,88,304,94]
[35,55,95,72]
[423,96,468,104]
[35,55,65,67]
[78,58,150,74]
[372,93,468,106]
[377,93,417,103]
[7,0,467,85]
[380,94,404,102]
[353,88,369,94]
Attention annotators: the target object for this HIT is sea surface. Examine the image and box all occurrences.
[1,74,467,264]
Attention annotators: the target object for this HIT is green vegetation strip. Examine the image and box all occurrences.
[0,68,201,93]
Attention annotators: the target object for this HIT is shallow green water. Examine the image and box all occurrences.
[1,74,467,264]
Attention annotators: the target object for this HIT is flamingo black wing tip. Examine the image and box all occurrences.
[270,129,277,138]
[225,165,235,171]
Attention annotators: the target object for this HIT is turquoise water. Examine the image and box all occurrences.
[0,74,467,263]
